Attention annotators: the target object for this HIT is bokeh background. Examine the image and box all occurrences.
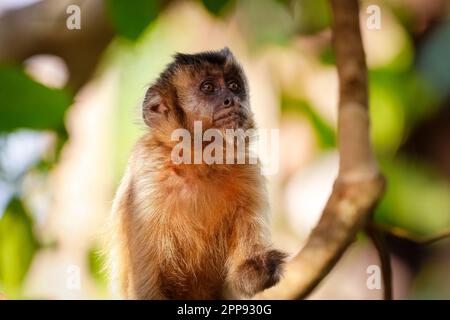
[0,0,449,299]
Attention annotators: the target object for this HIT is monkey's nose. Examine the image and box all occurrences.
[223,97,232,107]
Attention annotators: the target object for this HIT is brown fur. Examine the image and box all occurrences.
[108,48,286,299]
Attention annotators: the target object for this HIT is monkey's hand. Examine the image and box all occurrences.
[232,249,287,297]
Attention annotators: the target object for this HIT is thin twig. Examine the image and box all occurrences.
[376,223,450,245]
[366,224,393,300]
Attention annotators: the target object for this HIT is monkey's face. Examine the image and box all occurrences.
[175,63,251,131]
[143,48,254,135]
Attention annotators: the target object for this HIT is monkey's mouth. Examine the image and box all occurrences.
[212,107,245,129]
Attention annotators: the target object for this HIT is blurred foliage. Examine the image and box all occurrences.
[375,158,450,237]
[410,248,450,299]
[276,0,331,34]
[201,0,234,16]
[293,0,331,34]
[0,198,39,298]
[319,44,335,65]
[418,20,450,100]
[0,56,71,298]
[239,0,295,49]
[88,247,108,288]
[0,66,72,132]
[106,0,164,41]
[369,70,437,155]
[281,96,336,149]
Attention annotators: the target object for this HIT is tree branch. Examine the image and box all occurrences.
[0,0,114,91]
[254,0,386,300]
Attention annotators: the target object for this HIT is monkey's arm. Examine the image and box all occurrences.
[225,211,286,298]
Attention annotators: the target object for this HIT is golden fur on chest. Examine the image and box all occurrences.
[146,164,265,299]
[108,135,268,299]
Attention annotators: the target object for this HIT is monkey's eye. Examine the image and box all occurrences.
[227,81,240,92]
[200,81,215,94]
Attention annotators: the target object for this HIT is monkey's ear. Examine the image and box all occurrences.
[220,47,232,56]
[142,88,169,127]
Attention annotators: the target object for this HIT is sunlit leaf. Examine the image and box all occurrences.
[0,198,39,298]
[106,0,163,40]
[0,66,72,132]
[369,79,405,155]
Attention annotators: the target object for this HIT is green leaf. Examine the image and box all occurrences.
[106,0,162,40]
[0,198,39,298]
[0,66,72,132]
[201,0,233,16]
[375,158,450,237]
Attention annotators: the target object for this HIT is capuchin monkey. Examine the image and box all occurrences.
[108,48,286,299]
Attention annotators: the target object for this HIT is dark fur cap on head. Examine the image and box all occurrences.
[173,47,233,67]
[149,47,248,97]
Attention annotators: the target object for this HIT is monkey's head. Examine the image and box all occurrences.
[143,48,254,135]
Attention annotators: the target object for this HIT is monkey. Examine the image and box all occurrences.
[108,48,286,300]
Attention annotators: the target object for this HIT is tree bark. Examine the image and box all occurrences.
[254,0,386,300]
